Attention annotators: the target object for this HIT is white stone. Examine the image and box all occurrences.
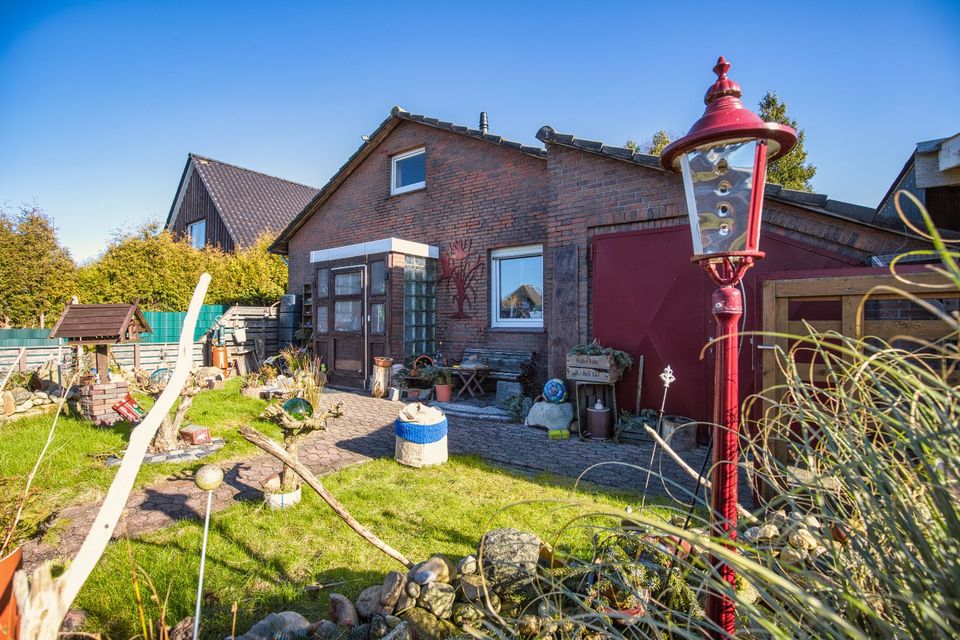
[524,401,574,430]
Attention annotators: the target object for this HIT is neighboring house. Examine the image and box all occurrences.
[166,153,318,251]
[874,133,960,233]
[271,107,926,420]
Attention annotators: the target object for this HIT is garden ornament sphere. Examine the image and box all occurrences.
[543,378,568,403]
[660,56,798,262]
[282,396,314,420]
[148,367,172,387]
[195,464,224,491]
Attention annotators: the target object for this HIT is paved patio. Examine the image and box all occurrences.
[22,388,742,570]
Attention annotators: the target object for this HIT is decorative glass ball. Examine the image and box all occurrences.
[543,378,568,403]
[283,397,314,420]
[195,464,224,491]
[149,368,172,386]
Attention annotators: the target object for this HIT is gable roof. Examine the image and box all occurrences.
[167,154,319,249]
[270,106,546,254]
[50,303,151,344]
[536,126,918,238]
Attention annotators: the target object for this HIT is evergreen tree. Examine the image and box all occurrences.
[758,92,816,191]
[625,129,672,156]
[0,206,76,327]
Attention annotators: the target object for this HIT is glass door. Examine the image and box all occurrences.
[330,267,366,387]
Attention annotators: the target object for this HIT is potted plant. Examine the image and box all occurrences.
[260,361,343,509]
[240,371,264,399]
[432,367,453,402]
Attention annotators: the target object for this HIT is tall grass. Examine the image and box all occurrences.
[476,193,959,639]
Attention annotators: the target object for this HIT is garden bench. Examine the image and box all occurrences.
[459,348,536,394]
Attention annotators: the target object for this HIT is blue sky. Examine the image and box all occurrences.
[1,1,958,261]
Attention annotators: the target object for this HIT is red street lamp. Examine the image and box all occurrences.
[660,57,797,637]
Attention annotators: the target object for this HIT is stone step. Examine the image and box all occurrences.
[428,401,514,423]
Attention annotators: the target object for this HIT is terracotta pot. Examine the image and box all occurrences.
[374,357,394,368]
[0,546,22,640]
[406,389,421,399]
[434,384,452,402]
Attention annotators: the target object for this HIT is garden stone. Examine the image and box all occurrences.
[780,547,807,564]
[11,387,31,404]
[370,615,390,639]
[34,391,49,400]
[457,554,477,575]
[412,554,456,585]
[524,401,574,431]
[380,622,412,640]
[405,581,421,598]
[2,391,14,415]
[381,571,405,607]
[309,620,340,640]
[804,514,822,530]
[450,603,483,627]
[478,528,541,592]
[169,617,194,640]
[16,402,32,413]
[394,591,417,614]
[495,381,522,403]
[517,614,540,638]
[329,593,359,626]
[235,611,310,640]
[357,585,391,619]
[384,615,402,629]
[789,528,819,551]
[756,524,779,541]
[417,582,456,619]
[400,607,457,640]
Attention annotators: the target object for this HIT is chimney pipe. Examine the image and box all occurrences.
[479,112,489,135]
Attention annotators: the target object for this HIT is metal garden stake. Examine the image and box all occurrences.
[641,365,675,508]
[193,464,224,639]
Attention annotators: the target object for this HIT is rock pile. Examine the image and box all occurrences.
[0,382,76,423]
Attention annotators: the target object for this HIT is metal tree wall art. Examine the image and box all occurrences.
[438,239,482,319]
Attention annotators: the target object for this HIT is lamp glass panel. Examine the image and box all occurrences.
[682,140,757,256]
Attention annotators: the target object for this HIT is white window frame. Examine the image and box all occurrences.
[390,147,426,195]
[188,220,206,249]
[490,244,544,329]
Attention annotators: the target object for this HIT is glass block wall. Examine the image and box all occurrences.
[404,255,437,357]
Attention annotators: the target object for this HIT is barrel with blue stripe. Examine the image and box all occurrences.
[394,414,448,467]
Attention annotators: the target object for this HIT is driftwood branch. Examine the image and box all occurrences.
[239,425,413,569]
[14,273,212,640]
[643,424,758,525]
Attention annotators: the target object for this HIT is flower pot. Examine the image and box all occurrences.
[264,486,302,510]
[406,389,421,400]
[374,356,394,368]
[0,546,22,640]
[240,386,264,399]
[434,384,452,402]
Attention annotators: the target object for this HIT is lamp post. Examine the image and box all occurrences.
[660,57,797,637]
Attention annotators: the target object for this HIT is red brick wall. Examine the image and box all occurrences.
[287,120,549,370]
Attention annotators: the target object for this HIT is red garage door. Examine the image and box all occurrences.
[592,226,858,422]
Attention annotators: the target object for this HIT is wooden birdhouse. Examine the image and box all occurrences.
[50,303,152,383]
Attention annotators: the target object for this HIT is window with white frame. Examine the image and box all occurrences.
[490,245,544,329]
[390,147,426,195]
[188,220,206,249]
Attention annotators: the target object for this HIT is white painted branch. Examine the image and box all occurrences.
[15,273,211,640]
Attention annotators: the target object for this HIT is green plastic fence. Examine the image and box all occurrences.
[0,328,64,347]
[140,305,229,343]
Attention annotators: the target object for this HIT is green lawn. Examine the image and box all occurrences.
[0,378,282,547]
[76,455,655,638]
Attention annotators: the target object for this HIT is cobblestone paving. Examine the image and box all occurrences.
[22,388,745,570]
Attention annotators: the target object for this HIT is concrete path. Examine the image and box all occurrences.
[22,388,737,570]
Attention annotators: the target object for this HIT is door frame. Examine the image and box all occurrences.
[330,263,368,387]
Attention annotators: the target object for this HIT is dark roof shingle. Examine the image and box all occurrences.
[171,155,319,249]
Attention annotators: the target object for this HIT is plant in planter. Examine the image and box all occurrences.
[239,372,264,399]
[430,366,454,402]
[259,364,344,508]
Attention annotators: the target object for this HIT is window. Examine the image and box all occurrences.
[188,220,206,249]
[490,245,544,329]
[390,148,425,195]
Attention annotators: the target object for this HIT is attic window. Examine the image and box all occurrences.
[391,148,425,195]
[188,220,206,249]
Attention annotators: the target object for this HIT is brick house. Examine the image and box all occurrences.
[166,153,318,251]
[271,107,925,418]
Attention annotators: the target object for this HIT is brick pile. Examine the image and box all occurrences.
[78,381,129,426]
